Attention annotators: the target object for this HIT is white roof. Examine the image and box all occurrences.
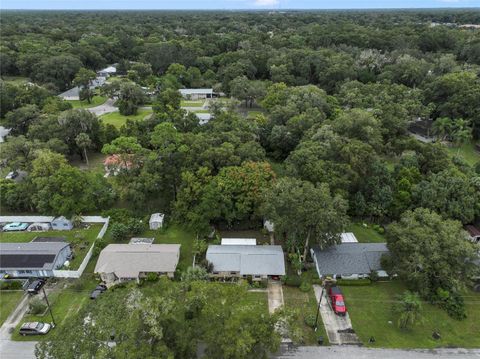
[196,113,212,125]
[341,233,358,243]
[149,213,164,223]
[99,66,116,73]
[221,238,257,246]
[179,88,213,95]
[94,244,180,278]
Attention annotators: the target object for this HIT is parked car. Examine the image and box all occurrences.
[328,286,347,316]
[3,222,29,231]
[27,279,46,294]
[19,322,52,336]
[90,284,107,299]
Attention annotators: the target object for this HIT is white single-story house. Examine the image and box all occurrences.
[221,238,256,246]
[51,216,73,231]
[58,87,80,101]
[94,244,180,285]
[311,243,389,280]
[149,213,164,230]
[0,242,72,278]
[206,244,285,280]
[465,225,480,244]
[97,65,117,78]
[179,88,213,100]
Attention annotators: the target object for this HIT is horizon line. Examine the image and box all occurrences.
[1,7,480,11]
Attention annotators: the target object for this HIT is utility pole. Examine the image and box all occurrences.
[42,287,56,326]
[314,287,323,332]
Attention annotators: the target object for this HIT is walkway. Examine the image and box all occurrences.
[313,285,360,345]
[0,293,30,340]
[267,281,284,314]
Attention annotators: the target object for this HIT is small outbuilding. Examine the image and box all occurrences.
[27,223,51,232]
[340,232,358,243]
[179,88,213,100]
[149,213,165,230]
[263,220,274,233]
[51,216,73,231]
[465,225,480,244]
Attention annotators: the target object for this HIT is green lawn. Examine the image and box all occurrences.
[181,100,204,107]
[70,152,107,174]
[135,226,196,271]
[192,109,210,114]
[0,291,24,326]
[342,281,480,348]
[2,76,29,85]
[0,225,102,270]
[11,278,98,341]
[67,96,107,109]
[446,141,479,167]
[283,286,328,345]
[100,109,153,128]
[346,223,386,243]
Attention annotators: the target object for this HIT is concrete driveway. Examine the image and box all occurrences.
[313,285,360,345]
[87,98,118,116]
[268,280,284,314]
[0,292,30,340]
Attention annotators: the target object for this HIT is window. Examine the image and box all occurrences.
[230,272,237,275]
[213,272,219,275]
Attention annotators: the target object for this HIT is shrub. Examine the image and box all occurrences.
[369,270,379,282]
[304,314,317,328]
[145,272,159,282]
[29,298,47,315]
[299,281,312,292]
[0,281,23,290]
[110,223,130,242]
[435,288,466,320]
[284,276,302,287]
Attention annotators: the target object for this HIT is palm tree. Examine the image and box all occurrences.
[452,128,472,155]
[432,117,453,141]
[394,291,423,330]
[75,132,92,166]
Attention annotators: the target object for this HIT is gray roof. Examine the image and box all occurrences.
[94,244,180,278]
[179,88,213,95]
[0,242,70,270]
[206,245,285,276]
[311,243,389,276]
[58,87,80,98]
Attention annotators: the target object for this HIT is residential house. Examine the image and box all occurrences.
[0,242,72,278]
[311,243,390,280]
[94,244,181,285]
[58,87,80,101]
[221,238,256,246]
[179,88,213,100]
[97,65,117,78]
[465,225,480,244]
[206,245,286,281]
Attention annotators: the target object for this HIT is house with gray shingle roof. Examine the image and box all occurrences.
[206,245,285,280]
[311,243,389,280]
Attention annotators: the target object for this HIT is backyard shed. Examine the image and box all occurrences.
[51,216,73,231]
[149,213,164,230]
[465,225,480,244]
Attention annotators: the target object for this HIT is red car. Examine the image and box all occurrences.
[329,286,347,316]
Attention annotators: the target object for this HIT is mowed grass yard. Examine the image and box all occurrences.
[346,223,386,243]
[180,100,205,107]
[100,109,153,128]
[283,286,329,345]
[446,141,479,167]
[67,95,107,109]
[0,225,103,270]
[342,281,480,348]
[0,291,24,326]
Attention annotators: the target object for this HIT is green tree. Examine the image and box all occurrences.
[75,133,92,166]
[73,68,96,103]
[117,82,145,115]
[394,291,423,330]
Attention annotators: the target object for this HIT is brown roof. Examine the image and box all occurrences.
[465,225,480,237]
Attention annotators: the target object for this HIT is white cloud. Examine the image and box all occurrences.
[253,0,280,6]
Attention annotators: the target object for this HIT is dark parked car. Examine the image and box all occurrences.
[27,279,46,294]
[90,284,107,299]
[328,286,347,316]
[19,322,52,336]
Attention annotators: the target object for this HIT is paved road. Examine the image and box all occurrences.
[87,98,118,116]
[313,285,360,345]
[275,346,480,359]
[267,281,284,314]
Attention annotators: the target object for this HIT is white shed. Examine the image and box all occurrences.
[149,213,164,230]
[264,220,274,233]
[340,232,358,243]
[221,238,257,246]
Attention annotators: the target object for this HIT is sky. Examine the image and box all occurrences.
[0,0,478,10]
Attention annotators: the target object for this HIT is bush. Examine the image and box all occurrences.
[435,288,466,320]
[369,270,379,282]
[110,223,130,242]
[145,272,159,282]
[336,279,371,286]
[299,281,312,292]
[304,314,317,328]
[29,298,47,315]
[284,276,302,287]
[0,280,23,290]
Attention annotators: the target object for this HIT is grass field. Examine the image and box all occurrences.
[2,76,29,85]
[342,281,480,348]
[100,109,153,128]
[446,141,479,167]
[346,223,386,243]
[67,96,107,109]
[0,291,24,326]
[283,286,328,345]
[181,100,204,107]
[70,152,106,174]
[0,225,102,270]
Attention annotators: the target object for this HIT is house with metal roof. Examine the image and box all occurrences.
[179,88,214,100]
[0,242,72,278]
[311,243,390,280]
[206,245,285,280]
[94,244,180,285]
[465,225,480,244]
